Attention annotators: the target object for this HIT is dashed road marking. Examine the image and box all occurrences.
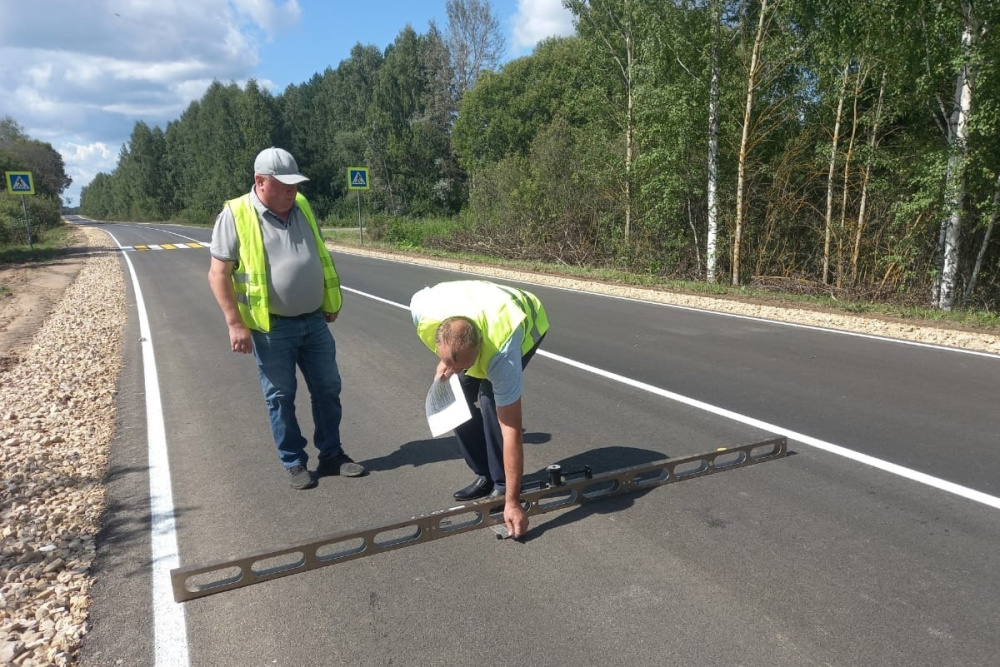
[124,242,209,251]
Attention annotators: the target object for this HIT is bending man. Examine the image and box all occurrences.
[410,280,549,539]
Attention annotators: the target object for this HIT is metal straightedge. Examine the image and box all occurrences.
[170,436,786,602]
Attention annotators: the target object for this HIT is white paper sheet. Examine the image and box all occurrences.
[425,373,472,437]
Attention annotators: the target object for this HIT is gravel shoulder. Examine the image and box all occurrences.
[0,229,998,666]
[0,228,125,667]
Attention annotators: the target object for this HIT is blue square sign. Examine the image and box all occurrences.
[348,167,370,191]
[5,171,35,195]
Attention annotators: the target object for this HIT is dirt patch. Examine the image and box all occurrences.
[0,227,90,360]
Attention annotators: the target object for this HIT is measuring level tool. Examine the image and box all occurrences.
[171,436,787,602]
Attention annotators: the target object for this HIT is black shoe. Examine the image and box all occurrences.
[288,465,316,490]
[317,453,366,477]
[486,487,505,499]
[453,476,493,500]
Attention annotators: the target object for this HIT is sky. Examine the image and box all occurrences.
[0,0,576,206]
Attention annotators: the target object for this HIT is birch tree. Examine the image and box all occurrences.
[732,0,777,286]
[964,174,999,299]
[447,0,506,100]
[850,68,887,284]
[706,0,722,283]
[633,0,725,280]
[833,64,869,288]
[823,64,850,285]
[933,0,980,310]
[566,0,640,256]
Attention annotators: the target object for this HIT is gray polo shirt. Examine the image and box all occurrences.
[210,188,325,317]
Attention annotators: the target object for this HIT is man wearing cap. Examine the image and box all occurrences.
[208,146,365,489]
[410,280,549,539]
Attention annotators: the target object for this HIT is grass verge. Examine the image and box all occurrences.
[0,225,80,268]
[326,234,1000,334]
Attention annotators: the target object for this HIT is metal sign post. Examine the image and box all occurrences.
[5,171,36,250]
[347,167,370,245]
[170,436,787,602]
[19,195,33,250]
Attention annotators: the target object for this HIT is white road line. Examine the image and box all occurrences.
[343,286,407,309]
[103,229,190,666]
[539,349,1000,510]
[143,226,210,246]
[343,285,1000,511]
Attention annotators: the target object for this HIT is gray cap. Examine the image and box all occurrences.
[253,147,309,185]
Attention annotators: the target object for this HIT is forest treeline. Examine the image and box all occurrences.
[80,0,1000,311]
[0,117,72,245]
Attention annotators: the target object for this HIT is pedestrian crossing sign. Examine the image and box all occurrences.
[348,167,370,191]
[5,171,35,195]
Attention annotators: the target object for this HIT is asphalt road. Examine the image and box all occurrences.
[74,220,1000,667]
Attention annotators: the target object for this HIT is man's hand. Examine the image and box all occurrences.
[504,501,528,540]
[435,358,453,381]
[324,311,339,324]
[496,399,527,538]
[208,257,252,353]
[229,323,253,354]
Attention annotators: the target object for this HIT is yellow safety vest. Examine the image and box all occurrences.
[227,193,342,332]
[416,281,549,379]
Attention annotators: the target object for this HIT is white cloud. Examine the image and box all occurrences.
[59,142,118,206]
[62,142,115,168]
[512,0,576,54]
[232,0,302,37]
[0,0,300,204]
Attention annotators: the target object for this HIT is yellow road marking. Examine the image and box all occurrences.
[122,243,208,252]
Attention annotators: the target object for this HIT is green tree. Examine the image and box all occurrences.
[629,0,734,280]
[115,122,169,219]
[452,37,595,171]
[566,0,642,252]
[0,120,71,239]
[80,172,114,219]
[277,44,384,217]
[0,116,28,147]
[235,80,280,184]
[367,25,460,216]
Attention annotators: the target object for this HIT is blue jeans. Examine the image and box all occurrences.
[251,311,344,469]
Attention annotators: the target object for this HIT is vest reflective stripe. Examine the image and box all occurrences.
[415,281,549,378]
[229,195,268,331]
[493,284,546,346]
[227,193,342,333]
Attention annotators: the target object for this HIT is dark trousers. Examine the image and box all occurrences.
[453,334,545,487]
